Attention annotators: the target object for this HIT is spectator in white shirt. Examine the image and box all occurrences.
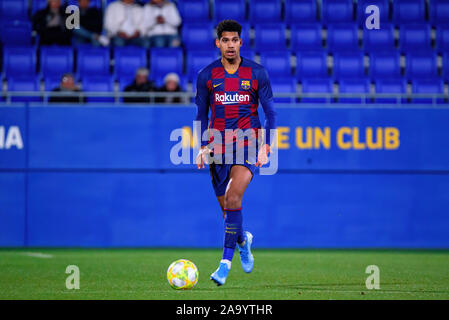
[141,0,182,48]
[104,0,145,46]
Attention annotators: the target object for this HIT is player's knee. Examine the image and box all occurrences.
[224,191,242,209]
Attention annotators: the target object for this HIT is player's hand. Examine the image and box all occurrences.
[255,144,271,167]
[196,146,212,169]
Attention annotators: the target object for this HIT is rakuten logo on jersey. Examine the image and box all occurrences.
[215,93,250,105]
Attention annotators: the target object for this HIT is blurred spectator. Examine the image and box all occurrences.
[72,0,109,46]
[124,68,156,103]
[156,73,184,103]
[49,73,85,103]
[104,0,145,47]
[32,0,72,46]
[141,0,182,48]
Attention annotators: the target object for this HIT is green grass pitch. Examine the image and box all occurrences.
[0,249,448,300]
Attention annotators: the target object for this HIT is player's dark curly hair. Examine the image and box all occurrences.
[216,20,242,39]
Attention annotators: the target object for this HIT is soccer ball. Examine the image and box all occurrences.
[166,259,199,290]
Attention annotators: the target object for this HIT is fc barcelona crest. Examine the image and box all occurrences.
[241,80,251,90]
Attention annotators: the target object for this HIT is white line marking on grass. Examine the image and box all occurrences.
[22,252,54,259]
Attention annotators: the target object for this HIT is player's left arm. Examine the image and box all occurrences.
[256,68,277,167]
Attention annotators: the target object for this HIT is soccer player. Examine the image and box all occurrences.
[195,20,277,286]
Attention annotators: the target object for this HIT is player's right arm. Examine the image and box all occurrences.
[194,70,212,169]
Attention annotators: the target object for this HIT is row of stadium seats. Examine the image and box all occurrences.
[2,76,446,105]
[1,0,449,25]
[2,46,449,82]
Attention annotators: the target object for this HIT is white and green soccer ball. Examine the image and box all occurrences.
[166,259,199,290]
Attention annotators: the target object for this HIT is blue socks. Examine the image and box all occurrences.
[222,208,244,262]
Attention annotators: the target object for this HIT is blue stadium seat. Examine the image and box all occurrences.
[254,24,287,52]
[186,51,218,82]
[443,53,449,81]
[150,48,184,84]
[177,0,210,23]
[436,25,449,53]
[375,79,407,104]
[182,23,214,51]
[82,76,115,103]
[363,24,395,52]
[260,52,292,78]
[44,76,63,92]
[0,21,32,46]
[8,77,42,103]
[0,0,29,21]
[334,52,366,79]
[338,79,371,103]
[290,24,323,52]
[322,0,354,25]
[32,0,49,14]
[214,0,246,23]
[40,46,74,79]
[285,0,317,25]
[240,23,251,49]
[327,24,359,52]
[393,0,425,24]
[296,51,328,80]
[357,0,389,26]
[114,47,147,80]
[249,0,282,24]
[430,0,449,25]
[118,76,136,92]
[369,52,402,79]
[2,46,37,79]
[76,47,110,79]
[67,0,102,8]
[399,24,431,53]
[240,50,256,61]
[300,78,334,103]
[271,78,297,103]
[412,79,446,104]
[406,52,438,80]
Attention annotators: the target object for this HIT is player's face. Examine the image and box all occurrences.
[216,31,242,61]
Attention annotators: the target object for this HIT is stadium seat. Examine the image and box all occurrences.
[393,0,425,24]
[363,24,395,52]
[214,0,246,23]
[67,0,102,8]
[8,77,42,103]
[411,79,446,104]
[150,48,184,84]
[0,21,32,46]
[82,76,115,103]
[177,0,210,23]
[285,0,317,25]
[260,52,292,78]
[406,52,438,80]
[114,47,147,80]
[300,78,334,103]
[0,0,29,21]
[182,23,215,51]
[249,0,282,24]
[357,0,389,26]
[430,0,449,25]
[327,24,359,52]
[443,53,449,81]
[322,0,354,25]
[399,24,431,53]
[40,46,74,79]
[32,0,50,14]
[186,51,218,82]
[290,24,323,52]
[338,79,371,103]
[296,51,329,80]
[374,79,408,104]
[240,50,256,61]
[76,47,111,79]
[44,76,63,92]
[333,52,366,79]
[436,25,449,53]
[240,23,251,49]
[254,24,287,52]
[271,78,297,103]
[2,46,37,79]
[369,52,402,79]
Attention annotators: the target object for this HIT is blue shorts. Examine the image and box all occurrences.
[208,146,257,197]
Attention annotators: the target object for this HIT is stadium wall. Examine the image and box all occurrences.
[1,104,448,248]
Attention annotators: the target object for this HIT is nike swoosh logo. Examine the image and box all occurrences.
[213,83,223,88]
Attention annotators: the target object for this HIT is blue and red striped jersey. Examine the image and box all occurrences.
[195,56,277,148]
